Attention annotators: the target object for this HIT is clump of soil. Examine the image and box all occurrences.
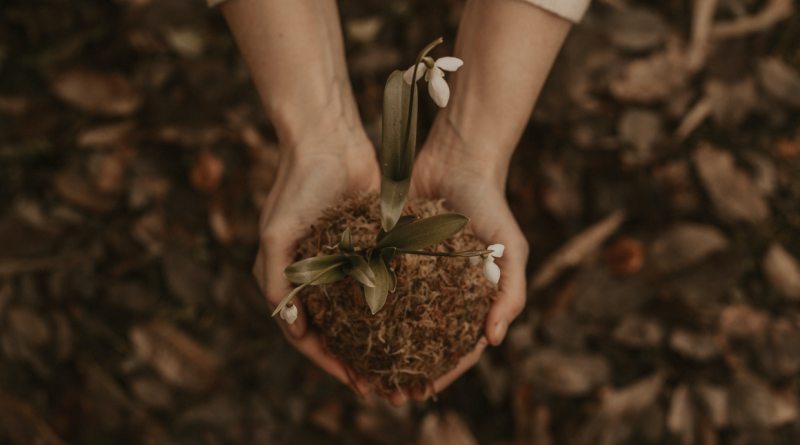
[297,192,497,395]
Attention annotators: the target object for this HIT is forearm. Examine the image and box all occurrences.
[221,0,363,151]
[426,0,572,185]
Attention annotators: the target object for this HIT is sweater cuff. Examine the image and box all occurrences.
[520,0,591,23]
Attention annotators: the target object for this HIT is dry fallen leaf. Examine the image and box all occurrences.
[648,223,729,274]
[600,373,664,419]
[606,8,667,52]
[52,170,118,213]
[757,57,800,107]
[705,77,758,128]
[762,243,800,300]
[523,349,610,396]
[667,384,695,445]
[610,37,691,103]
[129,321,220,392]
[669,329,720,362]
[612,315,664,348]
[77,121,136,148]
[416,411,478,445]
[692,144,770,224]
[530,210,625,292]
[49,68,143,116]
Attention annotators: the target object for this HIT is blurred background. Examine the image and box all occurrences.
[1,0,800,444]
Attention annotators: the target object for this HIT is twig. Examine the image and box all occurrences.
[687,0,719,71]
[675,97,712,142]
[712,0,794,39]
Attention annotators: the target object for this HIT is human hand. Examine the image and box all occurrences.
[387,143,529,404]
[252,125,380,394]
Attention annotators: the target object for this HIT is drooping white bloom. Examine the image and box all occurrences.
[471,244,505,284]
[403,56,463,107]
[280,303,298,324]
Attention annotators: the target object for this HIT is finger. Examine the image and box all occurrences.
[430,336,489,395]
[484,229,529,346]
[261,221,310,338]
[388,387,410,406]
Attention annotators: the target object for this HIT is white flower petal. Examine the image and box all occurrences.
[403,63,427,84]
[470,256,482,266]
[435,57,463,72]
[280,305,298,324]
[483,260,501,284]
[487,244,505,258]
[427,68,450,107]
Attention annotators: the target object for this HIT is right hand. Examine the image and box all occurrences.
[252,123,380,394]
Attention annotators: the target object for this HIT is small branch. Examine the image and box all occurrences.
[712,0,793,40]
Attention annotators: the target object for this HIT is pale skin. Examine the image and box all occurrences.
[222,0,571,403]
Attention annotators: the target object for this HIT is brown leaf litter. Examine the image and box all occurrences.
[297,192,497,395]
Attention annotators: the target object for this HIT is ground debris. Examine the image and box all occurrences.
[692,144,770,224]
[1,0,799,443]
[129,321,220,392]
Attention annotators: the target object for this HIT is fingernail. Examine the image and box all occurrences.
[491,320,508,346]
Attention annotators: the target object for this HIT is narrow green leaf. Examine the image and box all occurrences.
[380,247,396,263]
[364,255,391,314]
[375,213,469,251]
[284,255,349,285]
[343,255,376,288]
[272,261,346,317]
[339,228,354,252]
[377,215,419,243]
[379,248,396,292]
[380,69,417,232]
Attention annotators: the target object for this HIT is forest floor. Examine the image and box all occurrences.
[1,0,800,444]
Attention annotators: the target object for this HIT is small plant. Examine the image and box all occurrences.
[272,38,503,321]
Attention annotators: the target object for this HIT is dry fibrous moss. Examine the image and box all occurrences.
[297,192,497,395]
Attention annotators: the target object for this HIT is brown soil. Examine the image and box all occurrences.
[297,192,497,395]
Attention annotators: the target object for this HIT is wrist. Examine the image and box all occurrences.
[420,112,511,190]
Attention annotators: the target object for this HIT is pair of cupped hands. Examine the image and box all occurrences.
[252,120,528,405]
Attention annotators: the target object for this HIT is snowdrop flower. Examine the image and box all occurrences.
[280,301,298,324]
[403,56,463,107]
[470,244,505,284]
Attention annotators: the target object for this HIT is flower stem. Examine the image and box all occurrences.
[403,37,443,155]
[394,249,493,258]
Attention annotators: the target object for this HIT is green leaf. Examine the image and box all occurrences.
[387,266,397,293]
[364,254,391,314]
[380,177,412,233]
[339,228,354,252]
[343,255,376,288]
[377,215,418,243]
[379,248,396,292]
[380,247,396,263]
[375,213,469,251]
[272,261,347,317]
[284,255,349,285]
[380,69,418,232]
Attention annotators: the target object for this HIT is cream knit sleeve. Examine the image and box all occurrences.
[207,0,591,24]
[519,0,591,23]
